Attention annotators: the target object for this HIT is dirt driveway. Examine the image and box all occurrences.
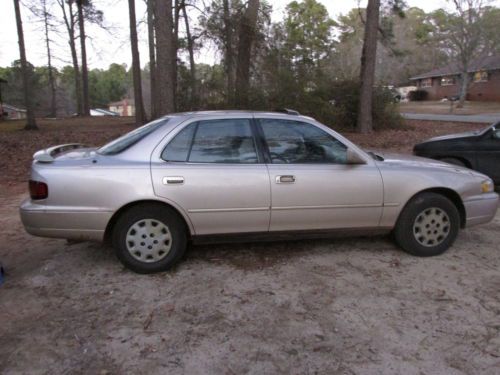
[1,119,499,374]
[1,186,500,374]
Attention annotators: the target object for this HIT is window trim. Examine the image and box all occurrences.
[420,78,433,88]
[473,70,489,83]
[440,76,455,86]
[161,118,263,165]
[255,118,349,165]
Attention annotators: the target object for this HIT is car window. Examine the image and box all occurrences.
[162,123,196,162]
[162,119,258,163]
[259,119,347,164]
[99,117,168,155]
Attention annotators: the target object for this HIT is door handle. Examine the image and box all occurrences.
[163,176,184,185]
[276,175,296,184]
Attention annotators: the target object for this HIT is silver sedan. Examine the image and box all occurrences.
[20,111,499,273]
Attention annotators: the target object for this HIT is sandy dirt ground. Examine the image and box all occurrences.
[1,118,499,374]
[1,187,499,374]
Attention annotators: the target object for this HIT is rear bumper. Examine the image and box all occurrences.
[463,192,499,227]
[20,199,112,241]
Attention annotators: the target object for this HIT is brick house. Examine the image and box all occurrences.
[410,55,500,101]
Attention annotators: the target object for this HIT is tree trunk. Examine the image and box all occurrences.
[173,0,180,110]
[457,71,469,108]
[154,0,175,115]
[182,0,197,109]
[147,0,158,118]
[223,0,234,106]
[77,0,90,116]
[356,0,380,134]
[128,0,147,125]
[42,0,57,118]
[69,37,82,115]
[58,0,82,115]
[234,0,259,108]
[13,0,38,130]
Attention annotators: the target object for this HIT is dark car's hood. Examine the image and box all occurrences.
[422,131,479,143]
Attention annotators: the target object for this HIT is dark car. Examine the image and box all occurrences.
[414,122,500,185]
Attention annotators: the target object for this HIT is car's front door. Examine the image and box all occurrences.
[256,118,384,232]
[476,126,500,183]
[151,117,271,235]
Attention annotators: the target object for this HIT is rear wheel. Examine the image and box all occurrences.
[112,204,187,273]
[394,192,460,257]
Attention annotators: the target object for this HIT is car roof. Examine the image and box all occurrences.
[162,110,316,122]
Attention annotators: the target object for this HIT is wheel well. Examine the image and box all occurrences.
[407,188,466,228]
[103,200,191,245]
[438,156,472,168]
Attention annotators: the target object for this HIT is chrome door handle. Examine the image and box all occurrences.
[163,176,184,185]
[276,175,296,184]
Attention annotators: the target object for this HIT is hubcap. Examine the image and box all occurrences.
[413,207,450,247]
[126,219,172,263]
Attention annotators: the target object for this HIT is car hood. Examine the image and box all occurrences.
[420,131,479,143]
[374,151,486,177]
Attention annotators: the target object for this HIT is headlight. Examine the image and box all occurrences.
[481,179,494,193]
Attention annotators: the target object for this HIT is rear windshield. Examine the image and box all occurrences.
[98,118,169,155]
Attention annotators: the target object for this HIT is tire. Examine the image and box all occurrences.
[394,192,460,257]
[112,204,187,273]
[440,157,466,167]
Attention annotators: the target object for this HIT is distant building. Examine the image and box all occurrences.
[1,103,27,120]
[410,55,500,101]
[108,98,135,116]
[90,108,119,117]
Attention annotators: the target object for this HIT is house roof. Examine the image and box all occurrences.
[410,54,500,80]
[109,98,135,107]
[2,103,26,112]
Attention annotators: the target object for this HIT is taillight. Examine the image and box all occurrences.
[29,180,48,200]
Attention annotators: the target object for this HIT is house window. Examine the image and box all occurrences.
[421,78,432,88]
[473,71,488,82]
[440,76,455,86]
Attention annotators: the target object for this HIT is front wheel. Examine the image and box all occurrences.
[112,204,187,273]
[394,192,460,257]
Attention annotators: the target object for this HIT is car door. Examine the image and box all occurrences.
[151,116,271,235]
[256,117,384,232]
[475,126,500,183]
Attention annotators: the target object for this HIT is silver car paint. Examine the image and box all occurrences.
[20,111,499,242]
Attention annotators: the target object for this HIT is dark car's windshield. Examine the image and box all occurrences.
[477,122,498,135]
[98,118,169,155]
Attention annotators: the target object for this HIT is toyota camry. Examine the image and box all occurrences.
[20,111,499,273]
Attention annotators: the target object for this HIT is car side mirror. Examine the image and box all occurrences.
[346,148,367,164]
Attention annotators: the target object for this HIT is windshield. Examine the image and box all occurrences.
[476,122,498,135]
[98,118,169,155]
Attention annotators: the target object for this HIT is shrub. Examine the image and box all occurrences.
[319,80,403,130]
[248,78,403,131]
[408,90,428,101]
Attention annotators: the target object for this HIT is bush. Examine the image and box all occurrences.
[320,80,403,130]
[408,90,428,101]
[247,78,403,131]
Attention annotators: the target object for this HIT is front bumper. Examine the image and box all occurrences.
[20,199,112,241]
[463,192,499,227]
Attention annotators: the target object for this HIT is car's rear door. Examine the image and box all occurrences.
[256,117,384,232]
[151,115,271,235]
